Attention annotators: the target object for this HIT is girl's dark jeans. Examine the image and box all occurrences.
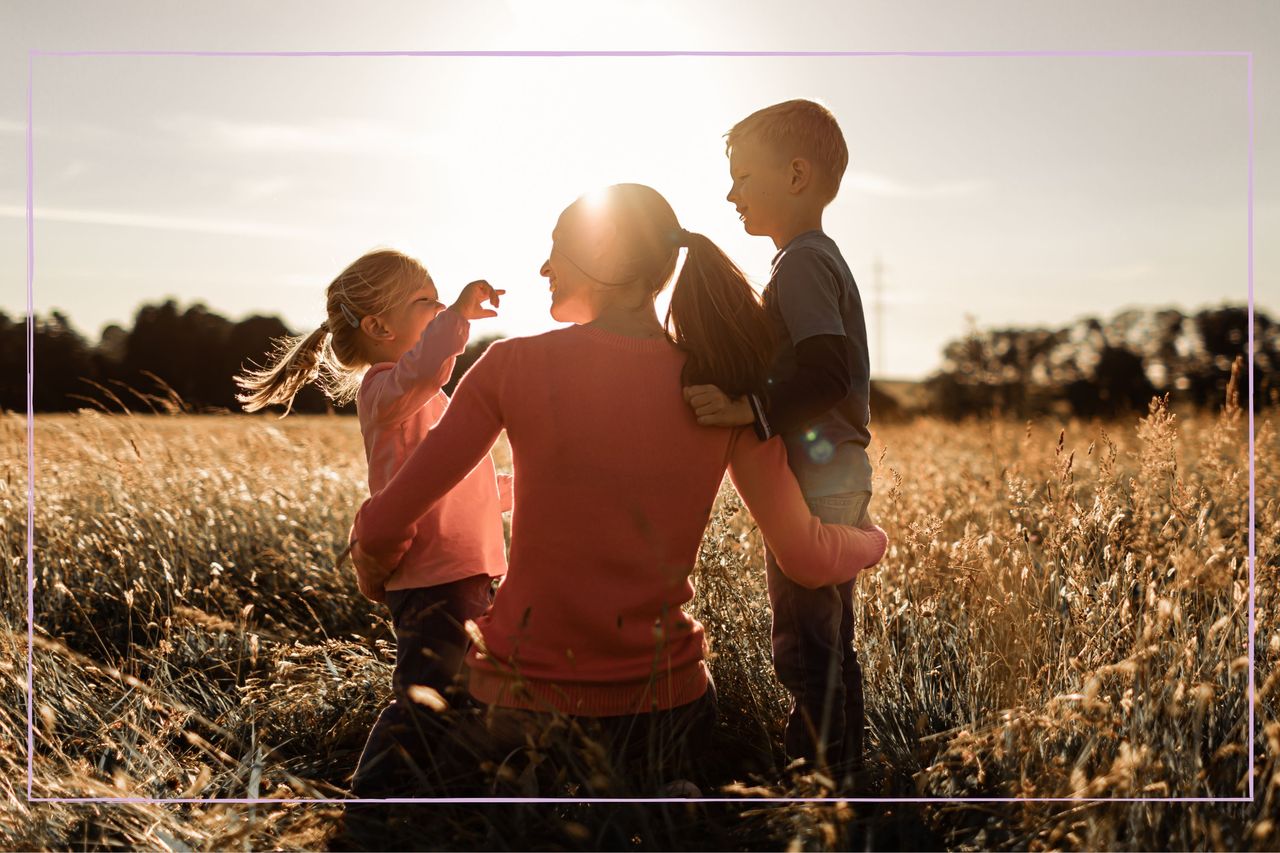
[765,491,871,780]
[351,573,495,797]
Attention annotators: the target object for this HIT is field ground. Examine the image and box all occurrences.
[0,392,1276,850]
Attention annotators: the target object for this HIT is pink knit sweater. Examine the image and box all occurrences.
[357,307,509,592]
[354,324,887,714]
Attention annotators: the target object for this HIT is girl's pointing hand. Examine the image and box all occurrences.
[451,279,506,321]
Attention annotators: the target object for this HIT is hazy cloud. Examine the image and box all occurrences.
[0,204,309,239]
[155,113,427,156]
[845,171,986,199]
[1095,263,1154,282]
[231,176,295,203]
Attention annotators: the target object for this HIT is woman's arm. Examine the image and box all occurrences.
[727,429,887,589]
[352,339,512,582]
[361,308,470,425]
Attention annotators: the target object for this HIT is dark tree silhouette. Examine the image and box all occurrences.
[0,311,100,412]
[926,304,1274,419]
[0,313,23,412]
[444,334,502,396]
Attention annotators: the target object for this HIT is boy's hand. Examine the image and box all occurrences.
[683,384,755,427]
[451,279,505,321]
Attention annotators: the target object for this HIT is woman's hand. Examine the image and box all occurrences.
[351,540,394,604]
[450,279,505,321]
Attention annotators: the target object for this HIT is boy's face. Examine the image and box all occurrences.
[726,137,793,239]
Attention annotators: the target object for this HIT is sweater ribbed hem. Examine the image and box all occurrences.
[466,659,709,717]
[384,563,504,592]
[574,323,675,353]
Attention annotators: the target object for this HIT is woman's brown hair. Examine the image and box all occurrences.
[562,183,772,397]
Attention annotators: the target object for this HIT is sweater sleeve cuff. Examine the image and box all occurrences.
[748,393,773,442]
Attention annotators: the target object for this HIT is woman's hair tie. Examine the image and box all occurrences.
[338,303,362,329]
[669,228,694,248]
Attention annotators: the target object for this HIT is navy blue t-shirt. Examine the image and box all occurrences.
[763,230,873,497]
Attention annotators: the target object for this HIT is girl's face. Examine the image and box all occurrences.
[378,279,444,360]
[540,214,603,324]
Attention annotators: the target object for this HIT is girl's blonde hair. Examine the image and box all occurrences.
[235,249,430,415]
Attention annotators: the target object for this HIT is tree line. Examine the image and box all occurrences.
[924,304,1274,418]
[1,300,1270,417]
[0,301,496,415]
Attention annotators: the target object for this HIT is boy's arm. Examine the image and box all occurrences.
[746,334,853,439]
[726,428,887,588]
[749,247,856,439]
[361,308,470,425]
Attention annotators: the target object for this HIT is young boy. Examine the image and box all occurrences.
[684,99,875,781]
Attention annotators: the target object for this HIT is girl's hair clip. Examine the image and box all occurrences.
[339,303,362,329]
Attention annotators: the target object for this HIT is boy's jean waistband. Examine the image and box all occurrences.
[804,490,872,526]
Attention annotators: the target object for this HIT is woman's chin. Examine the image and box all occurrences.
[549,301,581,324]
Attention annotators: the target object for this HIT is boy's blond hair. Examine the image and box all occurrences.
[725,99,849,205]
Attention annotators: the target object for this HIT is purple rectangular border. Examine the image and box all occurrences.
[24,48,1258,807]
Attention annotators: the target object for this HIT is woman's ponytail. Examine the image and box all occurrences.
[665,232,773,398]
[565,183,773,398]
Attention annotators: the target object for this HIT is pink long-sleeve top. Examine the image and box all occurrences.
[354,324,887,715]
[357,307,509,592]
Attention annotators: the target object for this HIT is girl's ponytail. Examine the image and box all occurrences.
[235,324,334,416]
[665,232,773,398]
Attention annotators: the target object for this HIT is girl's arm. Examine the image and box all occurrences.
[727,429,887,589]
[353,339,513,576]
[361,308,470,425]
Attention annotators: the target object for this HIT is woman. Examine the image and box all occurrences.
[350,183,887,796]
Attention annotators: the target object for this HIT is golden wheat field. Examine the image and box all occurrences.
[0,385,1276,851]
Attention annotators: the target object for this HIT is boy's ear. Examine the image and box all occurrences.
[788,157,812,194]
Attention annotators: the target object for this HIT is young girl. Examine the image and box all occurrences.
[234,248,509,797]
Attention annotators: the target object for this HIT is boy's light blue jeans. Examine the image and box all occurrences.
[764,490,871,779]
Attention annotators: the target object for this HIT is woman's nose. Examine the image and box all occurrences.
[539,260,551,278]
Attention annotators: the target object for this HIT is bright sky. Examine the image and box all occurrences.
[2,1,1276,380]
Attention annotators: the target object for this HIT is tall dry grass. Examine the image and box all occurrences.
[0,372,1275,850]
